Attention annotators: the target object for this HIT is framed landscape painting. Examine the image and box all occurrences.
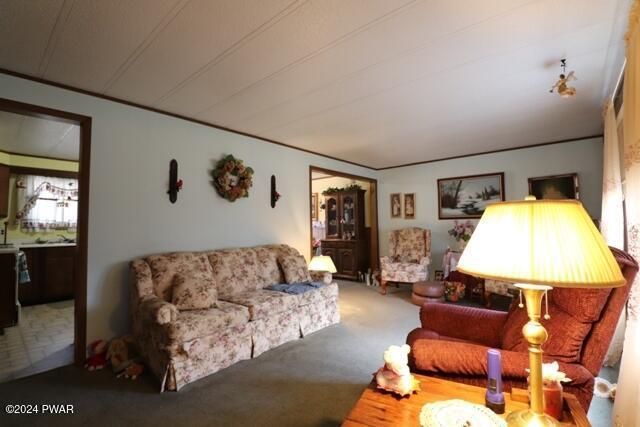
[528,173,579,201]
[437,172,505,219]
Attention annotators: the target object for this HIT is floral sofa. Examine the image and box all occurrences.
[130,244,339,391]
[380,227,431,294]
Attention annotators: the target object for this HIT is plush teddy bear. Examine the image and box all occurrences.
[374,344,420,397]
[107,335,144,380]
[117,362,144,380]
[84,340,107,371]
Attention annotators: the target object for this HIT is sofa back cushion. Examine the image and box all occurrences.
[389,228,430,262]
[146,252,213,302]
[278,253,312,283]
[254,245,284,286]
[208,248,261,299]
[171,271,217,310]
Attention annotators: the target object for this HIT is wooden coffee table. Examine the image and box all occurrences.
[342,374,590,426]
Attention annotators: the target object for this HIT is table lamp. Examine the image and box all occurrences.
[457,197,624,427]
[308,255,337,284]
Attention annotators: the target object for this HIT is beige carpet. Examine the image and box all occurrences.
[0,282,613,426]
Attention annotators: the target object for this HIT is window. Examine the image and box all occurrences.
[15,175,78,232]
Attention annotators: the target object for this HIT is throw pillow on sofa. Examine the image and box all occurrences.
[171,271,217,310]
[278,254,312,284]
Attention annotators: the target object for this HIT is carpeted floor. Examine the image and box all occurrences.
[0,281,613,426]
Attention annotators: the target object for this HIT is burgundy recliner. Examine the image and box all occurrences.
[407,247,638,411]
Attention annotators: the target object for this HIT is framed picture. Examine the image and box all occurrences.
[437,172,505,219]
[311,193,319,221]
[404,193,416,219]
[390,193,402,218]
[528,173,579,200]
[434,270,444,281]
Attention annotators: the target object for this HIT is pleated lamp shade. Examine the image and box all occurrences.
[308,255,337,273]
[456,199,625,288]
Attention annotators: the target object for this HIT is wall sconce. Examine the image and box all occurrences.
[167,159,183,204]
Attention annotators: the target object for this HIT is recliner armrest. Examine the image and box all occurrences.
[409,339,592,387]
[419,303,507,347]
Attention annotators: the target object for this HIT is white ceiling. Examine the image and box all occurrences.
[0,0,630,168]
[0,111,79,161]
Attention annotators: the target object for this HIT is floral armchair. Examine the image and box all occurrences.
[380,228,431,295]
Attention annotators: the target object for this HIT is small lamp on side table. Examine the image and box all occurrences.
[457,197,625,427]
[308,255,337,284]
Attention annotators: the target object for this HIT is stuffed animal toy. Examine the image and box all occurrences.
[107,335,144,380]
[84,340,107,371]
[374,344,420,397]
[117,362,144,380]
[107,338,130,374]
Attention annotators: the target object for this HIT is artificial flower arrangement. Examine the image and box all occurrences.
[212,154,254,202]
[448,220,475,243]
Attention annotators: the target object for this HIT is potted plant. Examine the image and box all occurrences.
[444,281,465,302]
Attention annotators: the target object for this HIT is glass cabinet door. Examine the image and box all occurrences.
[340,193,355,240]
[325,196,339,238]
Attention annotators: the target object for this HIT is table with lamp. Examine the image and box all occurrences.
[344,197,624,427]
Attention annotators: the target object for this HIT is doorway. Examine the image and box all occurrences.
[309,166,379,281]
[0,98,90,382]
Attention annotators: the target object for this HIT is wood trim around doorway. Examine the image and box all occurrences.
[309,166,379,273]
[0,97,91,367]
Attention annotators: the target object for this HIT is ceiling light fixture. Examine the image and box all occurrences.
[549,59,577,98]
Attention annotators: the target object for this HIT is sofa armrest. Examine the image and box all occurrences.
[409,339,592,387]
[419,303,507,347]
[309,270,332,284]
[419,256,431,267]
[138,295,178,325]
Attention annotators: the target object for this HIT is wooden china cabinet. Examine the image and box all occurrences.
[321,189,369,280]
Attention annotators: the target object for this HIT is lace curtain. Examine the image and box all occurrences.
[613,1,640,425]
[14,175,78,232]
[601,101,626,366]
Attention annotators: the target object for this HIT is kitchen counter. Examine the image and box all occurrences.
[0,246,19,254]
[16,242,76,249]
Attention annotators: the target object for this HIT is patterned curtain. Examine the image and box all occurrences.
[602,100,626,366]
[613,1,640,425]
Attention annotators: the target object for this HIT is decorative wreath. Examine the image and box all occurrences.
[212,154,254,202]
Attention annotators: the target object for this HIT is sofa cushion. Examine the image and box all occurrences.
[164,300,250,342]
[501,303,592,363]
[146,252,213,301]
[171,271,217,310]
[221,289,300,320]
[278,253,311,284]
[297,282,339,306]
[208,249,261,299]
[254,246,283,287]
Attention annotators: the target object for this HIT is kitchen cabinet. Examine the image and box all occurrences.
[19,245,75,306]
[321,189,370,280]
[0,165,8,218]
[0,251,18,329]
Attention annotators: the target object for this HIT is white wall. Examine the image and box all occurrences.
[378,138,603,278]
[0,74,375,342]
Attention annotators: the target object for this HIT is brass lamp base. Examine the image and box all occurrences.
[507,408,558,426]
[507,283,559,427]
